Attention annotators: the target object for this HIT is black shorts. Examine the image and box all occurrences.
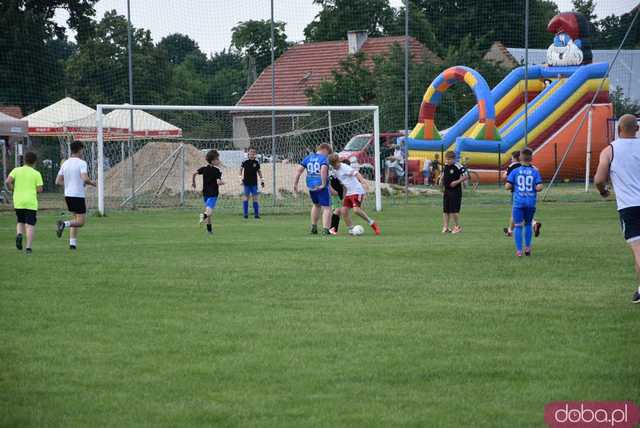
[15,209,37,226]
[65,197,87,214]
[619,206,640,244]
[443,191,462,214]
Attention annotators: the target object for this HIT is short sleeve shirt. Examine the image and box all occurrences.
[9,166,43,210]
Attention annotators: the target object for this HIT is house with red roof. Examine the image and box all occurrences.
[233,31,440,144]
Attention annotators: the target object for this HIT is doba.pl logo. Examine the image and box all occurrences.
[545,401,640,428]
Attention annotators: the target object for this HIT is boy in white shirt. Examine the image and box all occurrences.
[328,154,380,235]
[55,142,96,249]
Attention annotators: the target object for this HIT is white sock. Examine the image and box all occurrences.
[637,285,640,293]
[64,221,71,227]
[368,219,375,225]
[70,238,77,246]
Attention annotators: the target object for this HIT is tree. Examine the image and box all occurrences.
[610,87,640,117]
[304,0,395,42]
[158,33,206,65]
[65,10,171,106]
[383,1,438,49]
[0,0,97,113]
[572,0,597,22]
[231,20,288,76]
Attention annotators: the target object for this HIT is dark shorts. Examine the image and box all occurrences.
[65,197,87,214]
[15,209,37,226]
[309,187,331,207]
[443,191,462,214]
[619,206,640,244]
[243,184,259,196]
[512,206,536,224]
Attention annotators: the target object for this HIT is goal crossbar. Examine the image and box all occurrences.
[96,104,381,215]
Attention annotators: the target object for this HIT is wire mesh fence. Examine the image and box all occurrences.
[1,0,638,213]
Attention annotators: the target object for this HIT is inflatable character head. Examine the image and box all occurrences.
[546,12,593,66]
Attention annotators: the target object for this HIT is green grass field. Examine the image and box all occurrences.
[0,196,638,427]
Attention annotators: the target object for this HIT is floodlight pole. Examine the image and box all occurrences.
[127,0,136,209]
[524,0,530,148]
[270,0,277,207]
[404,0,410,202]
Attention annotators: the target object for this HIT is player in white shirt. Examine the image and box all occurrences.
[55,142,96,249]
[328,154,380,235]
[595,114,640,303]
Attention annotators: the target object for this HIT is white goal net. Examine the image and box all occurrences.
[93,105,382,215]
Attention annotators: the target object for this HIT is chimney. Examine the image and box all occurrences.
[347,30,368,54]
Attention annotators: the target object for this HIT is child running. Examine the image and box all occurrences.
[6,151,43,254]
[239,147,264,219]
[505,148,543,257]
[328,154,380,235]
[439,151,468,234]
[192,149,224,235]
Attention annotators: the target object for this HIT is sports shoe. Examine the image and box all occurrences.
[310,225,318,235]
[370,222,381,236]
[632,290,640,304]
[524,247,531,257]
[199,213,206,224]
[254,216,260,219]
[56,220,65,238]
[534,221,542,237]
[25,248,32,255]
[69,245,77,250]
[451,226,463,234]
[516,251,523,257]
[322,228,331,236]
[442,227,451,234]
[503,227,512,237]
[243,215,248,219]
[16,234,23,250]
[329,227,338,235]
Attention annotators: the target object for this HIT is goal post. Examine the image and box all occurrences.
[95,104,382,216]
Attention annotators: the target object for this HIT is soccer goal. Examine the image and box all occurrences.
[94,105,381,215]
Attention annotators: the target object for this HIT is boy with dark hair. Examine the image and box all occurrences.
[503,150,542,237]
[439,151,468,234]
[192,149,224,234]
[6,151,43,254]
[293,143,333,235]
[56,141,96,249]
[506,148,543,257]
[240,148,264,219]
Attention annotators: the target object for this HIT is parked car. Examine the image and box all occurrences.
[338,131,405,179]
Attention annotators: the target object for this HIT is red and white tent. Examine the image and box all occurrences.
[105,108,182,138]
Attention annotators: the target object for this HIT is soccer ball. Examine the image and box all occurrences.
[351,225,365,236]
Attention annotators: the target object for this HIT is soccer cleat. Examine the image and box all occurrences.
[534,221,542,237]
[69,245,77,250]
[25,248,32,255]
[329,227,338,235]
[322,228,331,236]
[451,226,463,234]
[56,220,65,238]
[370,222,381,236]
[199,213,206,224]
[632,290,640,304]
[524,247,531,257]
[254,216,260,219]
[442,227,451,234]
[243,215,248,219]
[310,225,318,235]
[16,234,23,250]
[503,227,512,237]
[516,251,523,257]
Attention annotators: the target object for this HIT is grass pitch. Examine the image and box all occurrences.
[0,197,638,427]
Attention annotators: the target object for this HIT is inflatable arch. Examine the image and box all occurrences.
[410,66,501,143]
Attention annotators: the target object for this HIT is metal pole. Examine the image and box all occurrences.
[270,0,277,207]
[328,111,333,147]
[97,106,105,215]
[127,0,135,209]
[403,0,410,201]
[584,109,593,192]
[524,0,530,147]
[1,140,6,184]
[180,143,186,205]
[373,107,382,212]
[497,145,501,187]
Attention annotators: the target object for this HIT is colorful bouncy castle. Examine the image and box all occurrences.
[403,12,614,183]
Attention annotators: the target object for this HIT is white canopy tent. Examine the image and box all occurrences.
[104,108,182,138]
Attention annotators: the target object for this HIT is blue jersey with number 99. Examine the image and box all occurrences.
[507,165,542,208]
[300,153,328,189]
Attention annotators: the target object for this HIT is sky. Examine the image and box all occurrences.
[54,0,639,55]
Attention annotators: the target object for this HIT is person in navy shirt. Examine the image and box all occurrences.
[506,148,543,257]
[294,143,333,235]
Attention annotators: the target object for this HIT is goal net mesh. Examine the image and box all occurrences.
[92,107,380,213]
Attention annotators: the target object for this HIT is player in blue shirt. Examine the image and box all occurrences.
[294,143,333,235]
[505,148,543,257]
